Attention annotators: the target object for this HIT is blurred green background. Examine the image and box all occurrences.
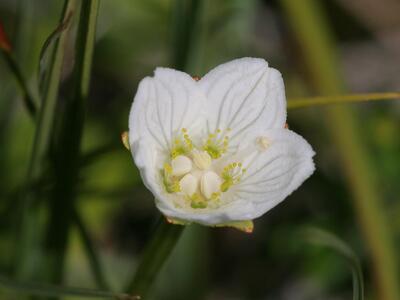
[0,0,399,299]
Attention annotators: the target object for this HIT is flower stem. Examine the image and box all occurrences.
[287,92,400,109]
[125,219,184,298]
[281,1,400,299]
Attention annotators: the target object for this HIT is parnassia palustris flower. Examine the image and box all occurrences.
[128,58,315,232]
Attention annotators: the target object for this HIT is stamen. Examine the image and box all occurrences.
[162,163,181,193]
[220,162,246,192]
[203,128,231,159]
[190,193,207,209]
[171,128,194,158]
[256,136,270,151]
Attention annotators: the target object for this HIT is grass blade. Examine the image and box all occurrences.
[14,0,78,280]
[287,92,400,109]
[1,52,37,117]
[43,0,100,285]
[303,227,364,300]
[281,1,400,299]
[38,10,74,88]
[73,208,110,290]
[1,20,37,117]
[0,274,136,299]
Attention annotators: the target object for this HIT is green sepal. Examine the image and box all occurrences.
[165,216,253,233]
[165,216,191,226]
[213,220,254,233]
[121,131,130,150]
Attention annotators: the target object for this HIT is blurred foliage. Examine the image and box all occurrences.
[0,0,399,299]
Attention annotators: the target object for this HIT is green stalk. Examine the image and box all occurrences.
[124,1,203,297]
[125,219,184,297]
[281,1,400,299]
[14,0,77,280]
[287,92,400,109]
[44,0,99,284]
[1,51,37,117]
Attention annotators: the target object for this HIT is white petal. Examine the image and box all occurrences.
[129,68,206,153]
[233,129,315,219]
[198,57,286,150]
[155,197,256,225]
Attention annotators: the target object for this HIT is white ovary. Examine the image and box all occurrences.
[129,57,316,225]
[192,150,212,170]
[179,173,198,196]
[200,171,222,199]
[171,155,192,177]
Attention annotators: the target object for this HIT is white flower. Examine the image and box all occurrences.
[128,58,315,231]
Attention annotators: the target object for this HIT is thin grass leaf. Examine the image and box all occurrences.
[1,20,37,117]
[287,92,400,109]
[303,227,364,300]
[0,274,137,299]
[43,0,100,285]
[281,1,400,299]
[1,51,37,117]
[14,0,78,281]
[73,208,110,290]
[171,0,203,70]
[38,10,74,87]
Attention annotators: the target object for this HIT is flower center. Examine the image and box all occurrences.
[161,128,242,210]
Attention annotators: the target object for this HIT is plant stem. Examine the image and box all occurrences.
[44,0,99,284]
[287,92,400,109]
[1,51,37,117]
[281,1,400,299]
[125,219,184,298]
